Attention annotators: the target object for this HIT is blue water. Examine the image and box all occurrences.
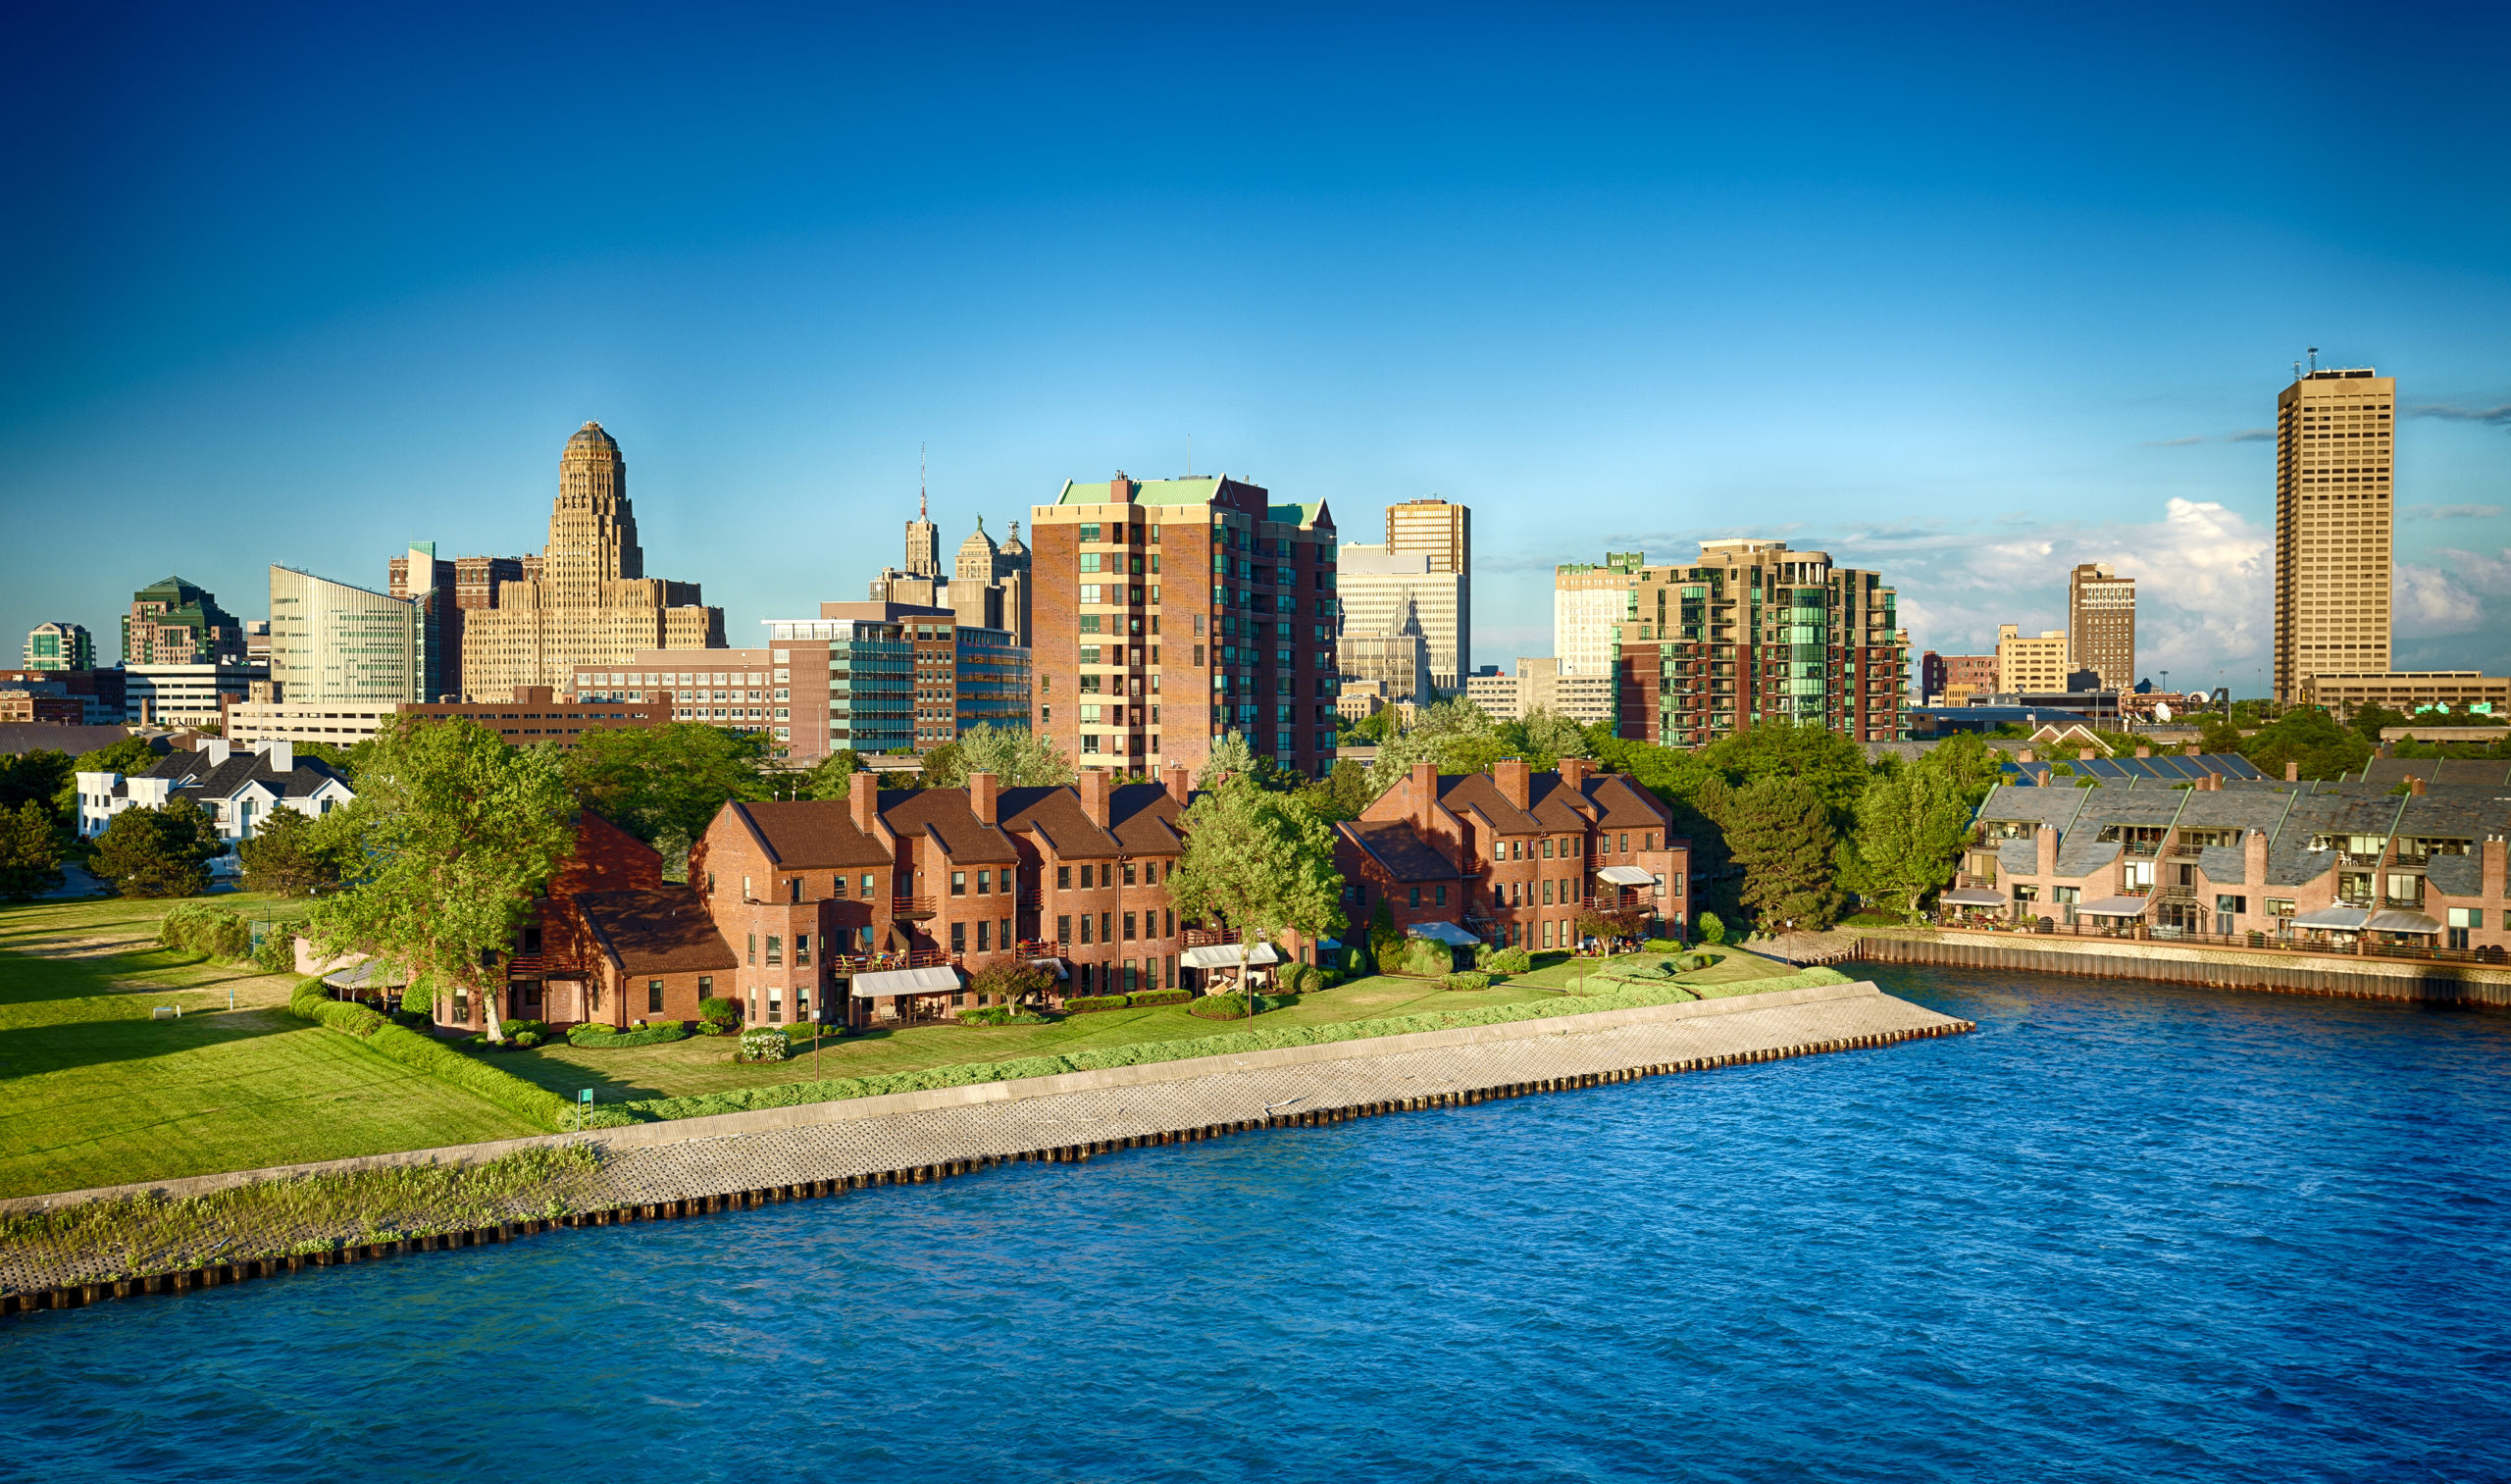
[7,966,2510,1483]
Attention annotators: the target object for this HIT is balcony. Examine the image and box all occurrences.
[1957,873,1998,891]
[2340,851,2386,868]
[2168,844,2205,858]
[826,948,955,974]
[891,896,937,920]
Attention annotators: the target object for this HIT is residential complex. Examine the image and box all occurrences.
[1463,657,1615,726]
[0,667,125,725]
[268,566,430,705]
[1567,540,1906,744]
[2067,563,2135,691]
[1335,757,1688,951]
[124,577,246,666]
[75,739,351,845]
[23,622,94,671]
[1996,626,2072,693]
[457,423,724,696]
[2273,368,2394,701]
[1339,546,1465,696]
[1029,474,1341,779]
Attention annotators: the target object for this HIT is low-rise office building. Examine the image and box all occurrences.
[124,662,266,727]
[1464,657,1615,725]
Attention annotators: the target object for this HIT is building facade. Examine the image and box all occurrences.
[1921,651,2001,704]
[2274,368,2395,702]
[2296,671,2509,720]
[76,739,351,844]
[1383,498,1470,687]
[223,686,666,747]
[1339,616,1433,708]
[1553,552,1646,679]
[125,662,264,727]
[268,566,429,705]
[1337,545,1464,696]
[1464,657,1615,725]
[1030,474,1340,779]
[0,667,125,725]
[459,423,725,696]
[1996,625,2072,694]
[23,622,94,672]
[124,577,246,666]
[2067,563,2135,691]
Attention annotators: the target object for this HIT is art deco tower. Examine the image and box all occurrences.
[2273,368,2395,702]
[547,423,643,601]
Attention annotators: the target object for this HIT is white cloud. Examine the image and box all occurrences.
[2404,503,2505,521]
[2393,564,2486,636]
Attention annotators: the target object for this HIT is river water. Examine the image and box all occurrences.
[6,965,2508,1483]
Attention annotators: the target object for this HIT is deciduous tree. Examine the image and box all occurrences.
[941,723,1076,787]
[1850,763,1972,923]
[1167,776,1346,991]
[564,722,769,844]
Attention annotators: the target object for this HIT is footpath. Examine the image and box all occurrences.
[1,979,1967,1310]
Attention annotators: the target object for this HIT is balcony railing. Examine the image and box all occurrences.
[1923,916,2503,966]
[891,896,937,919]
[826,948,956,973]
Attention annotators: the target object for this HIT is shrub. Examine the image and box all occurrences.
[697,996,740,1028]
[568,1021,691,1049]
[1342,947,1366,977]
[1641,938,1681,952]
[738,1026,792,1062]
[284,979,572,1128]
[1398,936,1454,977]
[1189,992,1251,1020]
[1696,911,1726,946]
[1061,994,1129,1014]
[254,925,301,974]
[969,959,1056,1004]
[1442,971,1490,992]
[500,1019,551,1041]
[694,1020,731,1036]
[1273,963,1322,996]
[1126,989,1191,1008]
[158,901,253,961]
[512,1030,541,1049]
[958,1004,1050,1025]
[1482,946,1531,976]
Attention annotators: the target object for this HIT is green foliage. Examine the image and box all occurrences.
[737,1026,791,1062]
[1398,935,1455,976]
[563,721,770,844]
[1128,988,1193,1007]
[1442,971,1491,991]
[620,967,1857,1121]
[1479,945,1532,975]
[1504,705,1591,767]
[397,974,429,1016]
[697,996,739,1026]
[1274,962,1322,996]
[694,1020,732,1036]
[1366,899,1401,965]
[957,1004,1050,1025]
[926,723,1075,788]
[236,805,345,896]
[799,748,863,799]
[1297,759,1376,822]
[1361,698,1502,794]
[284,978,572,1128]
[1061,994,1130,1013]
[567,1021,691,1048]
[91,799,222,897]
[1189,992,1252,1020]
[0,748,73,813]
[306,715,577,1043]
[1168,773,1346,963]
[0,798,66,899]
[1347,707,1398,745]
[1696,910,1726,946]
[290,740,358,781]
[1917,731,2001,805]
[1849,763,1971,924]
[969,959,1055,1004]
[1197,729,1259,787]
[2234,708,2374,782]
[157,901,253,960]
[70,736,163,782]
[1717,775,1843,931]
[256,924,302,974]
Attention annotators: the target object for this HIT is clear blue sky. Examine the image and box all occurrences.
[6,2,2507,697]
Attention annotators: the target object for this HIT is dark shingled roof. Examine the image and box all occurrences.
[1582,773,1676,832]
[2362,758,2511,787]
[733,800,892,868]
[1340,820,1461,883]
[1433,769,1600,834]
[997,786,1121,856]
[2197,844,2248,885]
[142,748,348,801]
[879,789,1019,865]
[574,887,740,974]
[1107,783,1188,853]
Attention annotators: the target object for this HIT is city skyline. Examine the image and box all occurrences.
[5,6,2508,696]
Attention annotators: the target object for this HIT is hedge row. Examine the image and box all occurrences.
[1061,995,1129,1014]
[618,967,1854,1123]
[285,980,573,1130]
[1128,989,1192,1008]
[566,1021,692,1049]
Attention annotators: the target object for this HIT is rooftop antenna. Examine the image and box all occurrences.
[2307,346,2319,374]
[1188,433,1193,478]
[918,442,928,521]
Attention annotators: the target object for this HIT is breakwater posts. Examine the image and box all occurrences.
[1854,934,2511,1006]
[0,983,1973,1316]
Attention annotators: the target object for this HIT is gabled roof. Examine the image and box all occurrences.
[1433,773,1537,832]
[998,786,1121,856]
[1581,773,1675,832]
[1339,820,1460,883]
[573,887,740,974]
[879,788,1020,865]
[732,800,891,868]
[142,749,348,802]
[1107,783,1187,853]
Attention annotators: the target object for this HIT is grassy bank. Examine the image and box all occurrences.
[0,895,537,1200]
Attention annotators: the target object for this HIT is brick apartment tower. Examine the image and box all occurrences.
[2067,563,2136,691]
[2274,367,2396,703]
[1030,474,1341,779]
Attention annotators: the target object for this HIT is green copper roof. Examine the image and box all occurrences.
[1268,502,1329,528]
[1055,477,1227,507]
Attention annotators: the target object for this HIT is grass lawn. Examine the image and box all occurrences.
[493,948,1801,1104]
[0,893,537,1200]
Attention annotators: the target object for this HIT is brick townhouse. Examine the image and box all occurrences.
[1337,757,1690,954]
[1957,760,2511,954]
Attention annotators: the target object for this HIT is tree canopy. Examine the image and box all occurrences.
[237,804,352,897]
[1166,775,1346,976]
[0,749,74,814]
[0,800,65,900]
[90,799,222,898]
[1720,774,1844,931]
[1848,763,1972,923]
[563,722,770,844]
[926,724,1076,788]
[308,716,577,1041]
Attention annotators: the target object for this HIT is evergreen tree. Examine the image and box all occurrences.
[0,749,73,813]
[0,799,65,900]
[1721,774,1844,931]
[90,799,223,898]
[236,805,343,897]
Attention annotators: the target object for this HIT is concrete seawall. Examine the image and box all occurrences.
[1857,932,2511,1006]
[2,980,1968,1310]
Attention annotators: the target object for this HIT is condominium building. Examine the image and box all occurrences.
[1463,657,1615,726]
[124,577,245,666]
[1579,540,1907,744]
[2274,367,2395,702]
[268,566,429,705]
[459,423,725,695]
[76,739,351,844]
[1383,497,1469,685]
[1997,625,2072,693]
[1031,474,1340,778]
[1340,546,1464,695]
[2068,563,2136,691]
[23,622,94,671]
[1554,553,1647,678]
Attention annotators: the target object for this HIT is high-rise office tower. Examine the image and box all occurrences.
[1383,497,1469,688]
[1554,552,1647,678]
[124,577,246,666]
[2067,563,2135,691]
[269,566,429,703]
[904,475,943,579]
[2274,367,2395,702]
[458,423,724,696]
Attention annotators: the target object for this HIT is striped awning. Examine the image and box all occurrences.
[1182,943,1281,969]
[1405,921,1484,947]
[2291,905,2370,930]
[1594,865,1657,888]
[2366,909,2440,936]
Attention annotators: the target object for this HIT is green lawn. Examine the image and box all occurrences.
[0,893,537,1200]
[492,949,1799,1104]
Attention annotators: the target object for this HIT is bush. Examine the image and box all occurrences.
[285,979,572,1129]
[254,925,301,974]
[158,901,253,961]
[513,1030,541,1049]
[1482,946,1531,976]
[1127,989,1191,1008]
[697,996,740,1028]
[1398,936,1455,977]
[1189,992,1252,1020]
[1061,994,1129,1014]
[969,959,1055,1004]
[1696,911,1726,946]
[694,1020,731,1036]
[1442,971,1490,992]
[568,1021,692,1049]
[500,1018,551,1041]
[958,1004,1050,1026]
[738,1026,792,1062]
[1274,962,1322,996]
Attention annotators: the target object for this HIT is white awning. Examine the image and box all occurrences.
[2366,909,2441,935]
[1594,865,1656,888]
[851,965,961,998]
[1405,921,1483,947]
[1182,943,1281,969]
[1939,888,2007,906]
[2075,896,2151,917]
[322,958,408,992]
[2292,905,2370,930]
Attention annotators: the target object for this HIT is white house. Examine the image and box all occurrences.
[77,738,353,844]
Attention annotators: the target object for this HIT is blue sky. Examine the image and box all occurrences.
[5,2,2507,696]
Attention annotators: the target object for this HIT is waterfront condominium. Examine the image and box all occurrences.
[2273,367,2394,702]
[1586,539,1907,744]
[458,422,725,696]
[1029,473,1340,779]
[2067,563,2135,691]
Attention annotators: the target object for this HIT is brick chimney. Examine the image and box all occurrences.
[1559,756,1591,791]
[1079,767,1111,828]
[2017,748,2035,764]
[2409,775,2426,796]
[2036,823,2059,878]
[850,769,878,837]
[2245,827,2268,885]
[2135,745,2151,758]
[1165,760,1191,807]
[1409,760,1437,826]
[1495,757,1532,810]
[2284,760,2299,783]
[2184,743,2201,757]
[2078,746,2097,761]
[968,770,999,825]
[2483,836,2506,903]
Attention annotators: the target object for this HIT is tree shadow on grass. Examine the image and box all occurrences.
[0,1005,301,1083]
